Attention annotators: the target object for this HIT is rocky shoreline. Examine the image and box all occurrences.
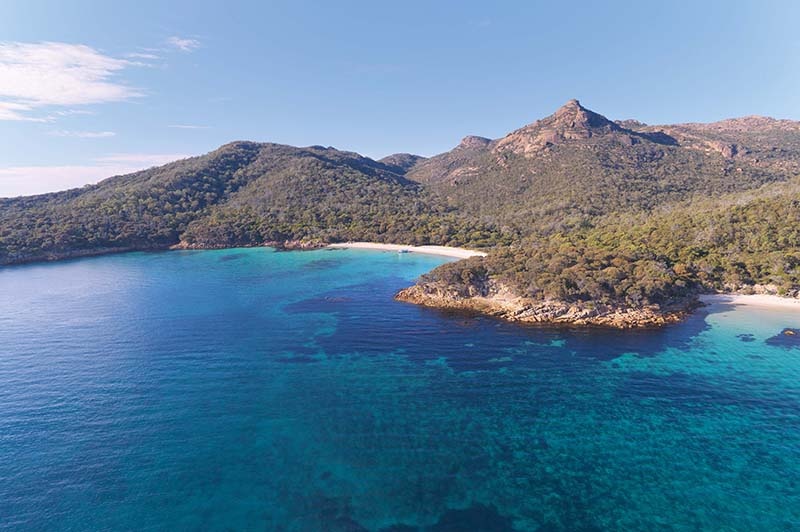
[7,239,793,329]
[0,246,145,267]
[395,279,695,329]
[170,239,326,251]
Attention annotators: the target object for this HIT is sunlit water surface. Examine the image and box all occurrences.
[1,248,799,530]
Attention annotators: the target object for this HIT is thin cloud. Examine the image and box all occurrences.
[126,52,160,60]
[168,124,210,129]
[0,41,142,121]
[52,109,96,117]
[166,36,201,52]
[0,153,190,197]
[94,153,188,165]
[48,130,116,138]
[0,101,43,121]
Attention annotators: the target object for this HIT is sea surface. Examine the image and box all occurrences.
[1,248,799,531]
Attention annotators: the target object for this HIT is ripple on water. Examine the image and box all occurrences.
[0,248,799,530]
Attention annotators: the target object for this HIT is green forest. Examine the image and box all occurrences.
[3,101,800,315]
[425,179,800,311]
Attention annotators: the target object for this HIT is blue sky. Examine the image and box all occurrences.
[1,0,799,196]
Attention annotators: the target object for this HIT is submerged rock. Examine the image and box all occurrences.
[766,328,800,348]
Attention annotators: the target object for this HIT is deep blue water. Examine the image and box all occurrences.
[1,248,800,531]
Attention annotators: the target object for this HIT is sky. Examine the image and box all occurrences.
[1,0,799,197]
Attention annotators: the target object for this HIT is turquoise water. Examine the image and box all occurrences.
[1,248,799,531]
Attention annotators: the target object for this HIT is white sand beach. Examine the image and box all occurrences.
[700,293,800,310]
[327,242,487,259]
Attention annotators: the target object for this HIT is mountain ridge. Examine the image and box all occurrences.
[3,100,800,327]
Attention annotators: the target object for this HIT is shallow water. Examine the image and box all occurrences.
[1,248,799,531]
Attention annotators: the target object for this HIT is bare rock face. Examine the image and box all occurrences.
[550,99,612,132]
[708,141,738,158]
[493,99,624,156]
[457,135,492,150]
[686,115,800,134]
[616,119,648,128]
[396,279,690,329]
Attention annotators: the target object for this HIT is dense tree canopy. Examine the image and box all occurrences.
[423,179,800,307]
[3,100,800,314]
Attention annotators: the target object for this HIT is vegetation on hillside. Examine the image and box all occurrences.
[409,101,800,234]
[2,100,800,317]
[180,145,507,248]
[0,142,262,263]
[0,142,507,265]
[422,179,800,308]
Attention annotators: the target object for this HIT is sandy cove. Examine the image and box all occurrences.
[326,242,487,259]
[700,293,800,310]
[324,247,800,325]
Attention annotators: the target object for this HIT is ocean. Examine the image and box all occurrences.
[1,247,799,531]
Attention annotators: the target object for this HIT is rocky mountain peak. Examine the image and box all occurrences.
[458,135,492,150]
[550,99,617,131]
[493,99,622,156]
[555,98,583,115]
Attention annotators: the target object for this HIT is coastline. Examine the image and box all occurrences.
[326,242,487,259]
[700,293,800,310]
[7,242,799,327]
[395,280,692,329]
[397,288,800,329]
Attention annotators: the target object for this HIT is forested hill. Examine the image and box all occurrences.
[3,100,800,325]
[407,99,800,233]
[407,177,800,327]
[0,142,504,265]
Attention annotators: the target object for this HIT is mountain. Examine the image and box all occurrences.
[377,153,427,173]
[407,99,800,233]
[633,115,800,172]
[0,141,263,264]
[0,142,502,265]
[400,176,800,326]
[3,100,800,326]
